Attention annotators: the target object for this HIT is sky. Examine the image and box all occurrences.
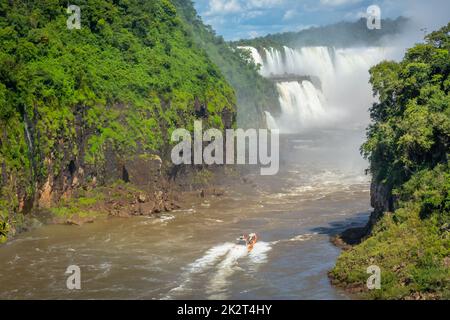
[193,0,450,41]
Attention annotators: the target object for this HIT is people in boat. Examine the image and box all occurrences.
[247,233,257,245]
[236,233,258,251]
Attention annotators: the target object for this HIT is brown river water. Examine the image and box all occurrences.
[0,130,371,299]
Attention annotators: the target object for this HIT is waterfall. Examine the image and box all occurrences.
[276,81,330,131]
[264,111,278,130]
[24,121,33,153]
[22,111,34,155]
[22,110,36,180]
[238,46,264,67]
[244,46,394,133]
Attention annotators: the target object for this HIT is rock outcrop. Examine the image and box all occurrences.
[368,180,394,228]
[335,180,394,246]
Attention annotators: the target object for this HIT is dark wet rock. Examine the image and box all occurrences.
[199,188,225,198]
[144,200,156,214]
[340,226,368,245]
[334,181,395,248]
[64,217,94,226]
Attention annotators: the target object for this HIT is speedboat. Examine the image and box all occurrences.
[236,233,258,252]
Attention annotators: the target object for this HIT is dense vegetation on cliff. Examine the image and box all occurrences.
[331,23,450,299]
[235,17,409,50]
[171,0,280,127]
[0,0,237,242]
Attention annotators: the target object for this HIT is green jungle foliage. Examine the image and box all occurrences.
[0,0,236,240]
[331,23,450,299]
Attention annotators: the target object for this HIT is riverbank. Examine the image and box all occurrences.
[329,181,449,300]
[329,206,450,300]
[1,166,241,244]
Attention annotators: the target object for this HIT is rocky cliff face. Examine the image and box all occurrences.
[335,180,394,246]
[0,0,237,241]
[368,180,394,226]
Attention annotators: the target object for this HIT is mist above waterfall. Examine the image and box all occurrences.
[243,46,397,133]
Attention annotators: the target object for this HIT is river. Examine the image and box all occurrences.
[0,129,371,299]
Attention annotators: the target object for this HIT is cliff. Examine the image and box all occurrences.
[0,0,236,241]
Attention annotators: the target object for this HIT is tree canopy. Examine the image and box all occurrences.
[0,0,237,240]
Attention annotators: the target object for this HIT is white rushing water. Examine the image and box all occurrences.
[276,80,330,130]
[241,46,396,132]
[264,111,279,130]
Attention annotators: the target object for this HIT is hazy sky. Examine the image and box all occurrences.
[193,0,450,40]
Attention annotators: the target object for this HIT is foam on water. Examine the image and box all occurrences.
[187,243,235,274]
[248,241,272,264]
[271,233,318,245]
[207,242,272,299]
[287,233,318,242]
[167,233,321,299]
[141,214,176,225]
[166,241,273,299]
[164,243,235,298]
